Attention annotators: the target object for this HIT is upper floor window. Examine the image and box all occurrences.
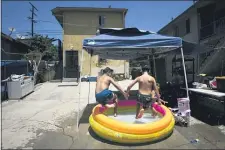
[186,18,190,34]
[99,15,105,27]
[173,26,179,36]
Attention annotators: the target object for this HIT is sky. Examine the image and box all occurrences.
[2,1,193,40]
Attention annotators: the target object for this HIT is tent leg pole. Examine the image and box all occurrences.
[88,53,92,105]
[153,54,157,79]
[77,49,84,131]
[180,47,189,98]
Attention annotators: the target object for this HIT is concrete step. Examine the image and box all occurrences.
[62,78,78,82]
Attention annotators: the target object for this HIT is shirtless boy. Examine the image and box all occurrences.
[126,66,167,119]
[95,67,128,117]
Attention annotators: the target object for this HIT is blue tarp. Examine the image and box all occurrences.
[83,28,183,60]
[1,60,28,67]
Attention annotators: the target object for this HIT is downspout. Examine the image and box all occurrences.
[62,13,65,80]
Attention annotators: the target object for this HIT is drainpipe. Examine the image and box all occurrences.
[62,13,65,80]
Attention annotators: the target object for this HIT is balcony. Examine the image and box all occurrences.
[200,16,225,41]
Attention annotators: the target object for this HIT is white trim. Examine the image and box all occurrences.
[83,46,181,49]
[62,78,78,82]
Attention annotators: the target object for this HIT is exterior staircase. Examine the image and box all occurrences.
[198,36,225,76]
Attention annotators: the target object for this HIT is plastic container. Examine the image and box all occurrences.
[216,77,225,92]
[177,97,190,113]
[177,98,191,126]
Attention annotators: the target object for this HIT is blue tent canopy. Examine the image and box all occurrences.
[83,28,184,60]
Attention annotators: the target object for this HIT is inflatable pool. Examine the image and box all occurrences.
[89,100,175,144]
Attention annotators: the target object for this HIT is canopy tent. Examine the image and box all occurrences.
[83,28,182,59]
[78,28,191,130]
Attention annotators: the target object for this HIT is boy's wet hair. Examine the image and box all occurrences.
[142,65,150,73]
[103,67,113,75]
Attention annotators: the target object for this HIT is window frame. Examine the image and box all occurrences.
[98,15,106,27]
[186,18,191,34]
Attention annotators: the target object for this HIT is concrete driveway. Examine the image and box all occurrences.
[1,81,225,149]
[2,82,91,149]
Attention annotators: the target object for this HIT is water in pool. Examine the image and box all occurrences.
[108,112,161,124]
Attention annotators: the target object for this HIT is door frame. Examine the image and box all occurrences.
[63,50,79,82]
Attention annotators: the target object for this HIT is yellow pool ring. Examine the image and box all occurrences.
[89,101,175,144]
[92,105,173,134]
[90,115,174,144]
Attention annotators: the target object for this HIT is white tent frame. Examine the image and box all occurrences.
[76,46,189,131]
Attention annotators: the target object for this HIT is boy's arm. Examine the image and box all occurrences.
[109,77,127,96]
[126,77,139,93]
[95,77,98,94]
[152,77,160,101]
[159,99,168,104]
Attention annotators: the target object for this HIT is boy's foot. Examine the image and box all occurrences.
[93,107,99,115]
[151,113,156,118]
[106,103,115,108]
[137,109,144,119]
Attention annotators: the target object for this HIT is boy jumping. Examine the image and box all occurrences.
[126,65,165,119]
[95,67,128,117]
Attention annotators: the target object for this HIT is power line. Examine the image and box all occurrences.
[27,2,38,37]
[3,15,98,28]
[36,19,98,28]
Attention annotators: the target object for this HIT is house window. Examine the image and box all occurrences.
[173,26,179,36]
[99,15,105,27]
[186,18,190,34]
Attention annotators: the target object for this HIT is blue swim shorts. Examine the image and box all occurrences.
[95,89,114,105]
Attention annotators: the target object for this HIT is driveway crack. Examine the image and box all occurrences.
[2,99,77,131]
[27,119,75,149]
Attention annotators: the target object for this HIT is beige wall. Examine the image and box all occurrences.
[62,11,127,76]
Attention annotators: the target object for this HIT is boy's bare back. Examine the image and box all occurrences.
[95,75,111,94]
[137,74,155,95]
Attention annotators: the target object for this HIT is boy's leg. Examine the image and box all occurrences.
[151,106,157,117]
[105,103,115,108]
[136,103,145,119]
[112,93,118,117]
[151,102,158,117]
[104,93,117,109]
[137,107,145,119]
[136,103,141,119]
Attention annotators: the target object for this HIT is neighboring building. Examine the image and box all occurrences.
[52,7,129,81]
[158,0,225,83]
[1,32,30,60]
[1,33,32,85]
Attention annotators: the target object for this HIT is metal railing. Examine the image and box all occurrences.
[200,16,225,40]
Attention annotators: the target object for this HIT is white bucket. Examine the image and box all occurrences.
[177,97,191,126]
